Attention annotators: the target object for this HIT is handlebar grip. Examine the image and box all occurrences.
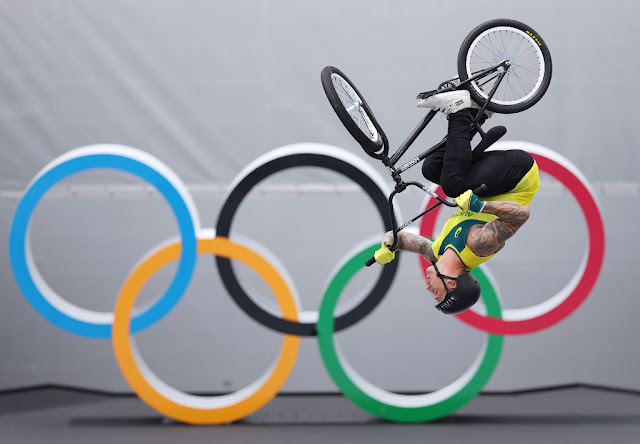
[365,256,377,267]
[473,184,488,196]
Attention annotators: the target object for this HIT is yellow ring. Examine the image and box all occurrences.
[112,237,300,425]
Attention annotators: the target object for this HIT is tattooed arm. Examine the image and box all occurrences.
[382,231,437,263]
[466,200,530,257]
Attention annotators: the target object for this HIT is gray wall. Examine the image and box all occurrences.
[2,0,639,394]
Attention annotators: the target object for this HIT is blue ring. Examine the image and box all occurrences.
[9,154,197,338]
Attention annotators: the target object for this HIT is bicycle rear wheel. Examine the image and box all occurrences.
[457,19,552,114]
[321,66,387,156]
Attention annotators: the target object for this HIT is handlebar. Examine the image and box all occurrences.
[365,184,488,267]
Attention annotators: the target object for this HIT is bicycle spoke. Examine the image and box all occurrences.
[470,51,496,67]
[336,84,355,105]
[465,25,546,106]
[331,73,379,143]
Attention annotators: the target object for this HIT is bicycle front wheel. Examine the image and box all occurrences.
[457,19,552,114]
[321,66,387,156]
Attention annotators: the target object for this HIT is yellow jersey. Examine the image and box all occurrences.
[431,210,498,270]
[431,161,540,270]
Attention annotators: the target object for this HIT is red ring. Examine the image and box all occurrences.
[419,149,605,335]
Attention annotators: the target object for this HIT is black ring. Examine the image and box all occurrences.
[215,149,399,336]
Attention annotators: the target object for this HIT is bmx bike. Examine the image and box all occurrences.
[320,19,552,266]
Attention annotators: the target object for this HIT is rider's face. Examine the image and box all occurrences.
[425,266,448,303]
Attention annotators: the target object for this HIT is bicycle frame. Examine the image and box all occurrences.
[387,61,510,174]
[369,62,510,256]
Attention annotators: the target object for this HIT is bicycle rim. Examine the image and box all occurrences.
[465,27,546,107]
[330,73,380,144]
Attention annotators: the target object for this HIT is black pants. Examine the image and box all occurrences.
[422,109,534,198]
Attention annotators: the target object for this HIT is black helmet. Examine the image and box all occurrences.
[431,262,481,315]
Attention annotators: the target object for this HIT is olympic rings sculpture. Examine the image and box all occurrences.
[9,141,604,424]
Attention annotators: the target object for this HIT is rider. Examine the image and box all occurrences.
[374,88,540,314]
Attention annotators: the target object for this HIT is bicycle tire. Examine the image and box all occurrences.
[457,19,552,114]
[321,66,388,156]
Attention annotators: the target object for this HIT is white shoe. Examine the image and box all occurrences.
[416,90,480,115]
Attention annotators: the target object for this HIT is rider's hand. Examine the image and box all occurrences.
[374,243,395,265]
[455,189,486,213]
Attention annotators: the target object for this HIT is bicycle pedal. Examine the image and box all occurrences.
[416,90,436,100]
[437,78,460,91]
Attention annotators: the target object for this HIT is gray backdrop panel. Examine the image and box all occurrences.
[1,0,637,393]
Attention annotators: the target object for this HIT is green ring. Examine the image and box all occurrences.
[317,242,503,422]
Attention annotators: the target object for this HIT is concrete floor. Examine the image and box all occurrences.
[1,386,639,443]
